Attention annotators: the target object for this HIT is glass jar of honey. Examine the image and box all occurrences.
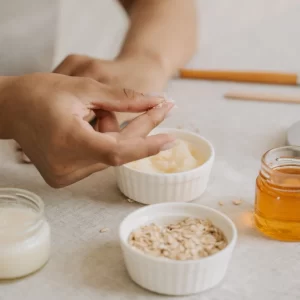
[255,146,300,241]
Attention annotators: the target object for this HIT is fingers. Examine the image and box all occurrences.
[84,110,96,123]
[50,134,175,187]
[54,56,169,114]
[77,125,118,162]
[109,134,176,166]
[121,101,174,138]
[68,76,167,113]
[70,77,165,113]
[43,116,175,187]
[88,85,166,112]
[54,56,106,81]
[53,54,89,75]
[78,100,175,166]
[73,59,103,80]
[94,110,119,133]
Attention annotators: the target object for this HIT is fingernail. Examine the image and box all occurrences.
[160,139,179,151]
[166,101,175,110]
[145,92,176,105]
[153,101,175,111]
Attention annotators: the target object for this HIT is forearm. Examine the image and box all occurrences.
[118,0,197,78]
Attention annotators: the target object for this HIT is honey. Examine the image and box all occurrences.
[254,146,300,241]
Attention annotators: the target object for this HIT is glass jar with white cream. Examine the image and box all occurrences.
[0,188,51,279]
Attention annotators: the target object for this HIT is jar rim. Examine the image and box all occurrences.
[262,145,300,164]
[261,145,300,183]
[0,188,44,231]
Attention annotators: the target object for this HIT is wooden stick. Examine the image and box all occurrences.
[179,69,298,85]
[224,91,300,104]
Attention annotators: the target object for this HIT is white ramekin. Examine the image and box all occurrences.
[119,203,237,296]
[115,128,215,204]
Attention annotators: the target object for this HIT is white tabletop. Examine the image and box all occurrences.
[1,1,300,299]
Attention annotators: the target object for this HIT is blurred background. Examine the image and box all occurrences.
[2,0,300,76]
[190,0,300,71]
[55,0,300,71]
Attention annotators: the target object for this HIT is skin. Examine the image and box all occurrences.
[53,0,197,123]
[1,0,196,187]
[0,74,175,187]
[55,0,197,92]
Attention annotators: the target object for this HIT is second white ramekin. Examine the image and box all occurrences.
[119,203,237,295]
[115,128,215,204]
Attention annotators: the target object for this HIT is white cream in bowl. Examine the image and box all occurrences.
[127,139,205,174]
[115,128,215,204]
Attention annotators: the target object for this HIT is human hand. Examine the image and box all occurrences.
[54,54,168,93]
[1,73,174,187]
[53,54,170,131]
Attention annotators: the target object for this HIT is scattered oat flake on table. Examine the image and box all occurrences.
[232,199,242,205]
[218,201,224,206]
[100,228,109,233]
[176,125,183,129]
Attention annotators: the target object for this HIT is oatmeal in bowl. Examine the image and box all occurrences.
[119,203,237,296]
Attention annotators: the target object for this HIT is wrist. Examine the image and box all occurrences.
[117,48,171,79]
[0,76,18,139]
[116,50,170,92]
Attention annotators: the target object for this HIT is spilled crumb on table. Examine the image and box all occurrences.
[232,199,243,206]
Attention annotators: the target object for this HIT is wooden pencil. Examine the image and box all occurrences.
[224,91,300,104]
[179,69,298,86]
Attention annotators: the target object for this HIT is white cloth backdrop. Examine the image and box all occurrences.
[0,1,300,299]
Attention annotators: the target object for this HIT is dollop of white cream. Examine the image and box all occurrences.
[128,140,204,173]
